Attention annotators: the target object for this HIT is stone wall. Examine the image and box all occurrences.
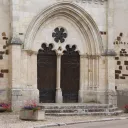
[112,0,128,108]
[9,0,108,109]
[0,0,10,102]
[11,0,107,47]
[113,0,128,41]
[113,0,128,90]
[4,0,128,109]
[114,33,128,90]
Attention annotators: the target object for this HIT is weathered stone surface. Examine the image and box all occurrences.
[0,0,128,111]
[102,49,117,56]
[20,110,45,121]
[39,103,122,116]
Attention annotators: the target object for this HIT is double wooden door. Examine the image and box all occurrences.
[37,44,80,103]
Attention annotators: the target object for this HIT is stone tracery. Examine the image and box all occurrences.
[52,27,67,43]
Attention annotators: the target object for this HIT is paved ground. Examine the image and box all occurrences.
[52,119,128,128]
[0,112,127,128]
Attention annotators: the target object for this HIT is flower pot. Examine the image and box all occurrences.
[19,110,45,121]
[124,109,128,113]
[0,107,7,112]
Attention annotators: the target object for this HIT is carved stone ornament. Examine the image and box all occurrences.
[63,45,79,55]
[38,43,56,55]
[52,27,67,43]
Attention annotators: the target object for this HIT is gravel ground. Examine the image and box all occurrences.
[0,112,127,128]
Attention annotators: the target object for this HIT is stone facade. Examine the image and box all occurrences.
[0,0,128,110]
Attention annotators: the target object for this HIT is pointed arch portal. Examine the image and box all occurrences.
[24,2,104,103]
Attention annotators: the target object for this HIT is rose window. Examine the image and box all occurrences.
[52,27,67,43]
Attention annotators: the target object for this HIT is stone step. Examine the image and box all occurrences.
[45,110,123,116]
[44,107,119,113]
[39,104,122,116]
[109,107,118,112]
[40,103,113,110]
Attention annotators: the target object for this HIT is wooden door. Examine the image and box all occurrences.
[61,45,80,103]
[37,43,56,103]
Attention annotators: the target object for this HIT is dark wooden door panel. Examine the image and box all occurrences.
[61,45,80,103]
[37,43,56,103]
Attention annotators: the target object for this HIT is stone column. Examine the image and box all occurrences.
[55,53,63,103]
[83,56,89,102]
[8,40,22,110]
[107,0,117,106]
[107,56,117,106]
[84,56,89,90]
[88,57,93,89]
[98,56,107,104]
[8,38,39,110]
[79,55,86,103]
[107,0,114,50]
[24,51,39,103]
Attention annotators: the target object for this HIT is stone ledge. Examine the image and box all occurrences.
[102,49,117,56]
[8,37,23,46]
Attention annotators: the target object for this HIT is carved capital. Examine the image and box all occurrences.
[80,55,87,58]
[26,50,37,56]
[86,55,100,59]
[56,46,63,56]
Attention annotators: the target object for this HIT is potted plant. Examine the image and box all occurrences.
[124,104,128,113]
[20,100,45,121]
[0,103,11,112]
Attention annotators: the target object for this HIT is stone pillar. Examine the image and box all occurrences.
[8,41,22,110]
[55,53,63,103]
[107,0,117,106]
[24,51,39,103]
[107,56,117,106]
[84,57,89,91]
[82,56,89,102]
[107,0,114,50]
[8,38,39,111]
[79,55,86,103]
[98,56,107,104]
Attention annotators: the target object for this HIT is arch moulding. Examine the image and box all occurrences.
[24,2,103,56]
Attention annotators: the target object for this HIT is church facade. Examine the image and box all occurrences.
[0,0,128,110]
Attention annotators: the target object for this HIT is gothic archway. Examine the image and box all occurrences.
[61,45,80,103]
[37,43,57,103]
[24,2,103,55]
[24,2,104,104]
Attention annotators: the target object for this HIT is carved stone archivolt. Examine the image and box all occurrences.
[24,3,103,55]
